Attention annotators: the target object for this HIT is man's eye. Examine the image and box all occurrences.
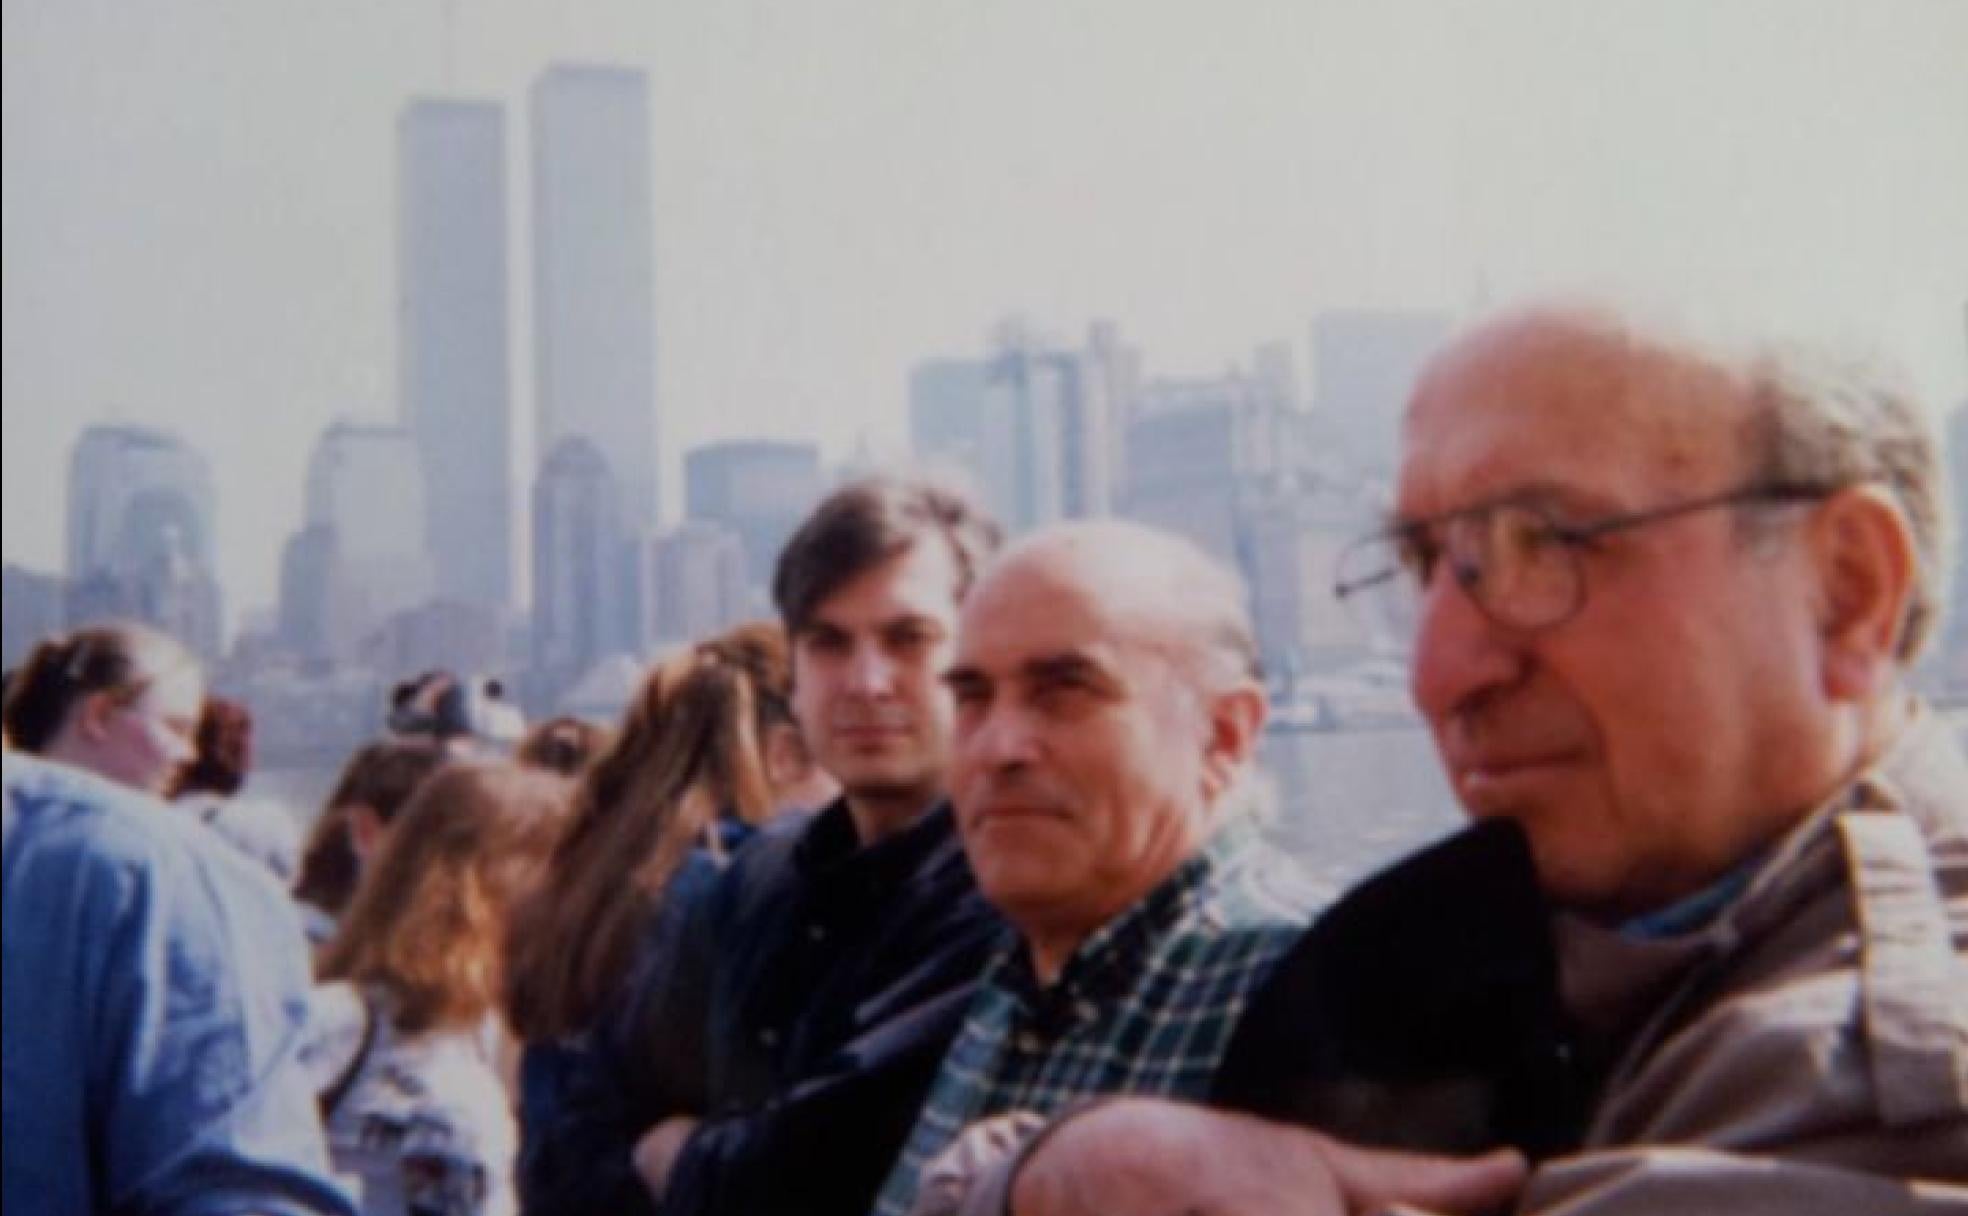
[887,625,939,652]
[803,631,848,655]
[1395,530,1439,581]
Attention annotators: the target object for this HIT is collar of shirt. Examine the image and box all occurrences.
[792,795,960,891]
[991,819,1264,1027]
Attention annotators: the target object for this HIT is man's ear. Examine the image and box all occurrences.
[1808,485,1915,701]
[1201,682,1267,800]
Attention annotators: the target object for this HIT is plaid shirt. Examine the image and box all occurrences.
[871,820,1317,1216]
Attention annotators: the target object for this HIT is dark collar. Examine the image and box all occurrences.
[792,794,959,885]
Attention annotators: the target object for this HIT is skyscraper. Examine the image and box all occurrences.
[399,98,512,609]
[684,440,824,592]
[532,435,633,687]
[277,420,434,662]
[67,425,218,584]
[644,521,749,647]
[531,64,658,534]
[65,425,223,658]
[908,321,1106,535]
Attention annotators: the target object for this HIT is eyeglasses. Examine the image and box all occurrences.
[1332,482,1841,645]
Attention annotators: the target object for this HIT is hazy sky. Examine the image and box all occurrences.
[5,0,1966,619]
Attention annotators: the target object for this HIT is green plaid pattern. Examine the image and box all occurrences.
[872,821,1316,1216]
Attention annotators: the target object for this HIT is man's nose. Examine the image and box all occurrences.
[1410,565,1527,724]
[960,700,1041,771]
[844,643,896,695]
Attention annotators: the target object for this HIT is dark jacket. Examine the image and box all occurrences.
[663,798,1005,1216]
[517,818,753,1216]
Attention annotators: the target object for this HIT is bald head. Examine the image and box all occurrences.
[972,519,1260,694]
[945,519,1268,976]
[1408,303,1947,659]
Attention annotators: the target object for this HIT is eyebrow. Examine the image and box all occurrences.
[1388,480,1625,530]
[944,650,1125,694]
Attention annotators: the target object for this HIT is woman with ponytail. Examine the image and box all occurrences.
[502,621,834,1216]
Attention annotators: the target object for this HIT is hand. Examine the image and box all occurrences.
[1010,1100,1526,1216]
[633,1115,702,1203]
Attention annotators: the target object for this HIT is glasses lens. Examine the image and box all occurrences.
[1333,533,1420,651]
[1474,504,1581,630]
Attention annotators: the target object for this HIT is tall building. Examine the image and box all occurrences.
[1309,309,1454,474]
[644,521,749,647]
[532,64,659,535]
[277,420,434,662]
[1085,320,1143,501]
[684,440,824,592]
[910,358,1008,518]
[908,320,1111,535]
[532,436,635,687]
[64,425,223,658]
[67,425,218,586]
[399,98,513,609]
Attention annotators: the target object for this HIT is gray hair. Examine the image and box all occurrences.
[1431,302,1954,663]
[997,518,1261,694]
[1736,345,1952,661]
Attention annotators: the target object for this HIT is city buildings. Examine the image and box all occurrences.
[276,421,433,664]
[399,98,513,610]
[684,440,824,595]
[643,520,750,649]
[532,435,636,689]
[64,425,224,659]
[531,64,659,536]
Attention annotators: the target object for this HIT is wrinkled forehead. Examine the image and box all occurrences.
[1398,315,1749,514]
[959,542,1178,670]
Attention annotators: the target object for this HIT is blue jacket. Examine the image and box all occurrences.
[1,754,353,1216]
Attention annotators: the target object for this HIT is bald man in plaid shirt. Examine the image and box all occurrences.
[871,520,1320,1216]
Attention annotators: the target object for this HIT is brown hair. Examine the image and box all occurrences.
[292,739,449,917]
[320,763,573,1033]
[2,622,198,754]
[503,621,797,1040]
[172,696,254,798]
[516,716,614,777]
[771,475,1001,638]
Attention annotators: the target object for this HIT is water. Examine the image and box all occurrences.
[1257,726,1461,900]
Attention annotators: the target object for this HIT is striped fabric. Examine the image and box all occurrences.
[871,820,1316,1216]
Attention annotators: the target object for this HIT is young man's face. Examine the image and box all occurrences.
[790,539,964,819]
[1398,319,1838,919]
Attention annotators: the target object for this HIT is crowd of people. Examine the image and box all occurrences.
[3,301,1962,1215]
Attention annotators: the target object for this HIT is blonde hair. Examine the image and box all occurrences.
[320,763,573,1033]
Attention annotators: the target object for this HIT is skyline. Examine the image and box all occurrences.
[6,0,1967,619]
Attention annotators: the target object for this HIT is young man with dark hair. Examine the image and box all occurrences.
[626,475,1010,1216]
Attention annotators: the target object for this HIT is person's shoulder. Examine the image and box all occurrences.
[721,803,824,884]
[6,755,202,894]
[5,755,300,942]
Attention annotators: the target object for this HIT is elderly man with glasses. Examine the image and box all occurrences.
[930,306,1967,1216]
